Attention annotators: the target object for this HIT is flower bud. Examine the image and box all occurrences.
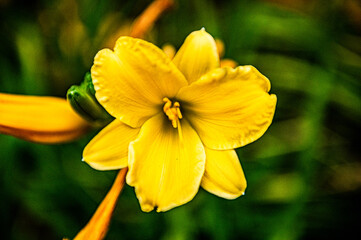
[67,73,113,126]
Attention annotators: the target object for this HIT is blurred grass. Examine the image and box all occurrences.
[1,0,361,239]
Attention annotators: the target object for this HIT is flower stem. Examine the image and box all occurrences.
[130,0,174,38]
[68,168,128,240]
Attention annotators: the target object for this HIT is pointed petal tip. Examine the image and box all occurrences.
[173,28,219,84]
[193,27,212,38]
[135,197,155,212]
[201,149,247,200]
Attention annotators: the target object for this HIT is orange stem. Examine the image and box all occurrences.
[68,168,128,240]
[130,0,174,38]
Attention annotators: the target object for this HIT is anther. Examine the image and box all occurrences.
[176,107,182,119]
[162,98,183,129]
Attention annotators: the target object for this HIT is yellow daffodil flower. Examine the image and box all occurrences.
[83,28,277,212]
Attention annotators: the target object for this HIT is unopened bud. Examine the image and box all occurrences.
[67,73,113,126]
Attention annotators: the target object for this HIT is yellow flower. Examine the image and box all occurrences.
[83,28,277,212]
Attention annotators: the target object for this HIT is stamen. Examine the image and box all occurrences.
[162,98,183,129]
[176,107,182,119]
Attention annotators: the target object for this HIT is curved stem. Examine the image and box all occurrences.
[130,0,174,38]
[69,168,128,240]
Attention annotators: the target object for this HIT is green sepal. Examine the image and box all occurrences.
[67,72,113,126]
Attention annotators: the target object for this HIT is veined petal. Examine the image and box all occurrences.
[173,28,220,84]
[201,148,246,199]
[91,37,187,128]
[127,113,205,212]
[177,66,277,150]
[0,93,89,143]
[83,120,140,171]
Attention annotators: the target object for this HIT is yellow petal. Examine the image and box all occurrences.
[0,93,89,143]
[126,113,205,212]
[91,37,187,128]
[83,120,140,171]
[73,168,127,240]
[201,148,246,199]
[173,28,220,84]
[177,66,277,150]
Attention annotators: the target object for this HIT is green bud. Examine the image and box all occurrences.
[67,73,113,126]
[83,72,96,96]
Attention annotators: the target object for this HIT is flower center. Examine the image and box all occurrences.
[163,97,183,128]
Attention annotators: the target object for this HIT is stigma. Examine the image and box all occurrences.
[163,97,183,128]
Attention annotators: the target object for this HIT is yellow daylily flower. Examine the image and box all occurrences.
[83,28,277,212]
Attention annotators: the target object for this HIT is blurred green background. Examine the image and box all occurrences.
[1,0,361,239]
